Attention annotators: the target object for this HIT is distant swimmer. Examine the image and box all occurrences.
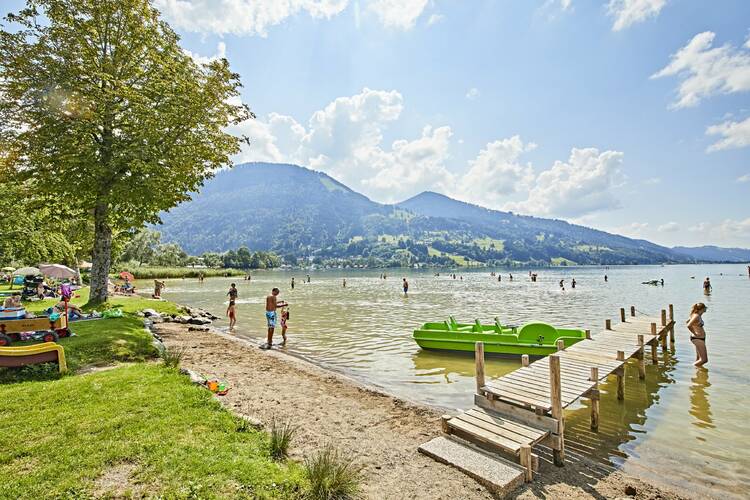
[559,279,565,291]
[402,277,409,297]
[571,278,576,289]
[703,277,712,295]
[509,274,513,282]
[660,278,664,286]
[686,303,708,367]
[307,274,311,283]
[343,278,347,288]
[291,277,295,290]
[498,275,502,282]
[604,275,608,283]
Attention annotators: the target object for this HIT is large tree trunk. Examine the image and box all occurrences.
[89,202,112,304]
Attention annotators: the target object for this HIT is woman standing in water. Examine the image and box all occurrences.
[686,303,709,367]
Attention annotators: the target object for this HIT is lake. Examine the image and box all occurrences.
[145,264,750,499]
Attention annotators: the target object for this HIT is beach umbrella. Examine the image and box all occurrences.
[119,271,135,281]
[12,266,40,276]
[78,261,92,270]
[1,267,14,272]
[39,263,77,279]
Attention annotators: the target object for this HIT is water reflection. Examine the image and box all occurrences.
[689,368,714,430]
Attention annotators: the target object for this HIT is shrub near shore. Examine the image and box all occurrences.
[113,266,246,279]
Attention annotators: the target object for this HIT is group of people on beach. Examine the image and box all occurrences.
[225,282,289,349]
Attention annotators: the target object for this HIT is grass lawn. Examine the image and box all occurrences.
[0,364,303,498]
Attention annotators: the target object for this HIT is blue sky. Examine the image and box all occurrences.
[4,1,749,247]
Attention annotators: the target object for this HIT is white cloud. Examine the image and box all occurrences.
[505,148,625,218]
[184,42,226,65]
[232,88,453,201]
[427,13,444,26]
[536,0,573,21]
[367,0,429,30]
[737,173,750,183]
[689,218,750,244]
[607,0,666,31]
[154,0,349,36]
[651,31,750,108]
[643,177,661,185]
[706,116,750,152]
[456,136,536,207]
[465,88,480,100]
[657,221,680,233]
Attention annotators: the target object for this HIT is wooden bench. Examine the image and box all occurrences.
[0,343,67,373]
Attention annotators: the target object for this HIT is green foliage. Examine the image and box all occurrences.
[303,445,363,500]
[113,266,245,279]
[269,418,297,461]
[119,228,162,265]
[158,345,186,369]
[0,0,252,302]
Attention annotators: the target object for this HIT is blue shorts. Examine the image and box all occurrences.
[265,311,276,328]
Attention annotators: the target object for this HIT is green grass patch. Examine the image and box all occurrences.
[0,364,303,498]
[472,237,505,251]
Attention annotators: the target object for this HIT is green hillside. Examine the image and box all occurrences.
[157,163,690,267]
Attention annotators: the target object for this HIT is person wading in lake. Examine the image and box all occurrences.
[290,277,295,290]
[703,277,712,295]
[686,303,709,367]
[226,297,237,331]
[261,287,287,349]
[402,278,409,297]
[571,278,576,289]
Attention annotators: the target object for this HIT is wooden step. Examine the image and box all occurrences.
[442,406,549,460]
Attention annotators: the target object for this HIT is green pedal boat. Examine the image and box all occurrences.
[412,317,587,356]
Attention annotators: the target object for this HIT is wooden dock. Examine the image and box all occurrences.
[436,304,676,483]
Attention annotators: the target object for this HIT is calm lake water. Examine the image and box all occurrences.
[146,264,750,499]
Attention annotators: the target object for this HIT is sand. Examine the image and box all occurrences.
[155,322,687,500]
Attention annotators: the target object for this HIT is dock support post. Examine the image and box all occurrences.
[605,319,612,330]
[549,355,565,466]
[520,445,533,482]
[521,354,529,367]
[590,367,600,431]
[661,310,668,349]
[616,350,625,400]
[669,304,675,343]
[441,414,451,434]
[637,335,646,379]
[650,323,658,364]
[556,339,565,351]
[585,329,591,340]
[475,342,485,395]
[630,306,636,317]
[620,308,626,322]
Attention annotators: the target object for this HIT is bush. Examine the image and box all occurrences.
[304,445,363,500]
[159,346,185,369]
[269,418,296,460]
[111,266,245,279]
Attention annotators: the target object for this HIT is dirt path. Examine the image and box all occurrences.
[155,323,686,500]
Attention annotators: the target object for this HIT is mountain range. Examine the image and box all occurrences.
[157,163,748,266]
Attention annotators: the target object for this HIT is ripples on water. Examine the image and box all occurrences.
[150,264,750,499]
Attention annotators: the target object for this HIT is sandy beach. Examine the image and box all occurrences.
[155,322,687,499]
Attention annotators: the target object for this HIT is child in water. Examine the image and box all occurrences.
[280,307,290,345]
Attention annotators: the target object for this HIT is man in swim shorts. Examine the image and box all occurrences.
[261,287,287,349]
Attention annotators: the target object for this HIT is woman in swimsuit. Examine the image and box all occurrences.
[686,302,708,367]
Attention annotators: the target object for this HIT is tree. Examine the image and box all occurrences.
[0,0,251,303]
[119,228,161,265]
[152,243,187,267]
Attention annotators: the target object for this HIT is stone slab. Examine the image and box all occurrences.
[418,436,525,498]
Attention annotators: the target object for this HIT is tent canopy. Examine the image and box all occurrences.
[12,266,40,276]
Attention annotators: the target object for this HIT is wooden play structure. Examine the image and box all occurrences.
[423,304,676,485]
[0,342,67,373]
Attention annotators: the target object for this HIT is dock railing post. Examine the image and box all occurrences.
[585,329,591,340]
[520,445,533,482]
[475,342,485,395]
[549,354,565,466]
[556,339,565,351]
[620,308,626,322]
[630,306,636,317]
[616,350,625,400]
[589,366,599,430]
[659,311,668,350]
[605,319,612,330]
[521,354,529,367]
[668,304,675,344]
[637,334,646,379]
[650,322,658,364]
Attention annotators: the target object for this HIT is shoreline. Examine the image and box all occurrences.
[155,320,689,499]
